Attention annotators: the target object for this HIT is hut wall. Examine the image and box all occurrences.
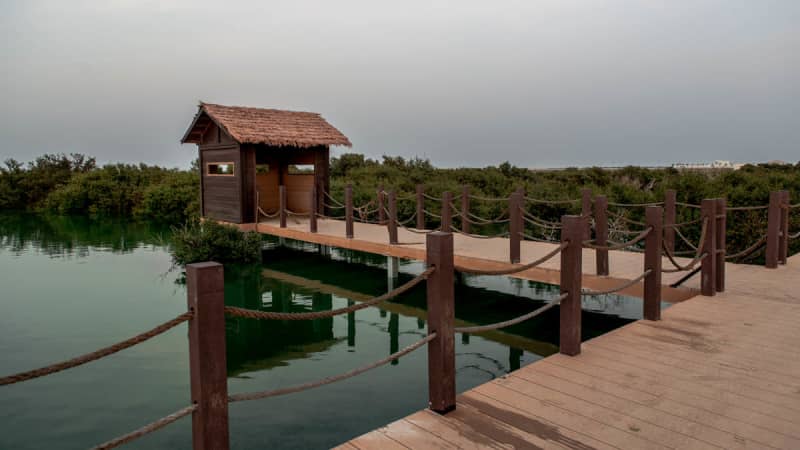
[199,123,243,223]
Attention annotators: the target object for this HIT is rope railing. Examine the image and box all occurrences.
[224,268,434,321]
[228,333,435,403]
[607,210,647,227]
[462,210,510,225]
[0,311,193,386]
[92,405,197,450]
[725,235,768,260]
[663,217,703,228]
[258,207,280,219]
[726,205,769,211]
[582,227,652,251]
[521,209,562,229]
[520,231,559,243]
[469,194,507,202]
[788,231,800,240]
[608,201,664,207]
[454,294,565,334]
[662,218,709,272]
[454,242,566,276]
[285,209,310,217]
[322,202,345,210]
[450,224,509,239]
[523,196,581,205]
[582,270,651,296]
[676,201,702,209]
[423,209,442,219]
[674,225,699,251]
[323,191,346,207]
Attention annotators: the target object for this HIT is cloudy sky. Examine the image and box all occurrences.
[2,0,798,168]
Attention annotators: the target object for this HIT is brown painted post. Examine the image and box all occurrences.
[594,195,609,276]
[441,191,452,232]
[461,185,471,234]
[416,184,425,230]
[279,185,287,228]
[664,189,676,255]
[345,184,354,239]
[509,192,522,263]
[715,198,726,292]
[309,187,318,233]
[388,191,398,245]
[581,188,593,240]
[700,199,717,296]
[560,215,584,356]
[426,232,455,414]
[377,185,386,225]
[643,206,663,320]
[765,191,781,268]
[186,262,230,450]
[779,190,790,265]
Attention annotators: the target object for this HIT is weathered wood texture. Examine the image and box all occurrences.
[425,232,456,414]
[339,253,800,450]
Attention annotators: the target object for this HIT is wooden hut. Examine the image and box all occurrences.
[181,103,351,223]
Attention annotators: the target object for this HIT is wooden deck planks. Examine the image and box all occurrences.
[338,254,800,449]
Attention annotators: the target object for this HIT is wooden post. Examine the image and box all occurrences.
[700,199,717,296]
[378,185,386,225]
[309,187,318,233]
[715,198,726,292]
[594,195,609,276]
[426,232,455,414]
[664,189,676,255]
[643,206,663,320]
[441,191,452,232]
[461,185,471,234]
[581,188,593,240]
[560,215,584,356]
[766,191,781,268]
[388,191,398,245]
[186,262,230,450]
[279,185,287,228]
[416,184,425,230]
[345,184,354,239]
[509,192,522,263]
[779,190,790,265]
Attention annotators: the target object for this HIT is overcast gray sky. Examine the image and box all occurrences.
[2,0,798,168]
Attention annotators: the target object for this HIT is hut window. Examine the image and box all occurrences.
[207,162,235,176]
[256,164,270,174]
[288,164,314,175]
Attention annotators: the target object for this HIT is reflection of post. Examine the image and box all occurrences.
[347,300,356,347]
[389,312,399,365]
[319,244,330,257]
[387,256,399,288]
[461,332,470,345]
[312,292,333,339]
[509,347,522,371]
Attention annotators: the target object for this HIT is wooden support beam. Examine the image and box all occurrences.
[388,191,398,245]
[186,262,230,450]
[766,191,781,269]
[279,185,287,228]
[426,232,455,414]
[581,188,593,240]
[310,187,318,233]
[594,195,609,276]
[509,192,522,263]
[715,198,726,292]
[416,184,425,230]
[345,184,354,239]
[700,199,717,296]
[664,189,676,255]
[461,185,471,234]
[560,215,584,356]
[644,206,663,320]
[441,191,452,233]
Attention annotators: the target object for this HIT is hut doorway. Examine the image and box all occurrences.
[255,163,279,214]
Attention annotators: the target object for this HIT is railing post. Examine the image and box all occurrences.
[644,206,663,320]
[715,198,726,292]
[779,190,790,265]
[186,262,230,450]
[388,191,398,245]
[461,185,471,234]
[664,189,676,255]
[766,191,781,268]
[700,199,717,296]
[309,186,318,233]
[345,184,354,239]
[279,185,287,228]
[581,188,593,240]
[378,184,386,225]
[560,215,584,356]
[594,195,609,276]
[509,192,522,263]
[426,232,455,414]
[441,191,452,232]
[416,184,425,230]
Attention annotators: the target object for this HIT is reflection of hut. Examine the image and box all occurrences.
[181,103,351,223]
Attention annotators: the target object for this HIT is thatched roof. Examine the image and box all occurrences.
[181,103,352,148]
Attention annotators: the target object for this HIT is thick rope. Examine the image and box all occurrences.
[454,295,565,334]
[0,312,193,386]
[322,203,346,210]
[520,232,559,243]
[258,207,280,219]
[286,210,310,217]
[462,210,510,225]
[608,201,664,207]
[582,270,651,296]
[450,225,509,239]
[323,191,346,207]
[521,209,562,228]
[225,268,433,321]
[470,194,507,202]
[228,333,435,403]
[91,405,196,450]
[607,210,647,226]
[725,235,768,260]
[454,243,566,276]
[788,231,800,240]
[422,193,441,201]
[582,227,652,251]
[676,201,702,209]
[663,217,703,228]
[726,205,769,211]
[674,225,699,251]
[662,219,709,272]
[524,196,581,205]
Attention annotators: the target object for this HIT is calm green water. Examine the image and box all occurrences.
[0,213,640,449]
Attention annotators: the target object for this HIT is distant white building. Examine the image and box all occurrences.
[672,160,739,170]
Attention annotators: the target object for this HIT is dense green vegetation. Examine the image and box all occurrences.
[171,220,263,265]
